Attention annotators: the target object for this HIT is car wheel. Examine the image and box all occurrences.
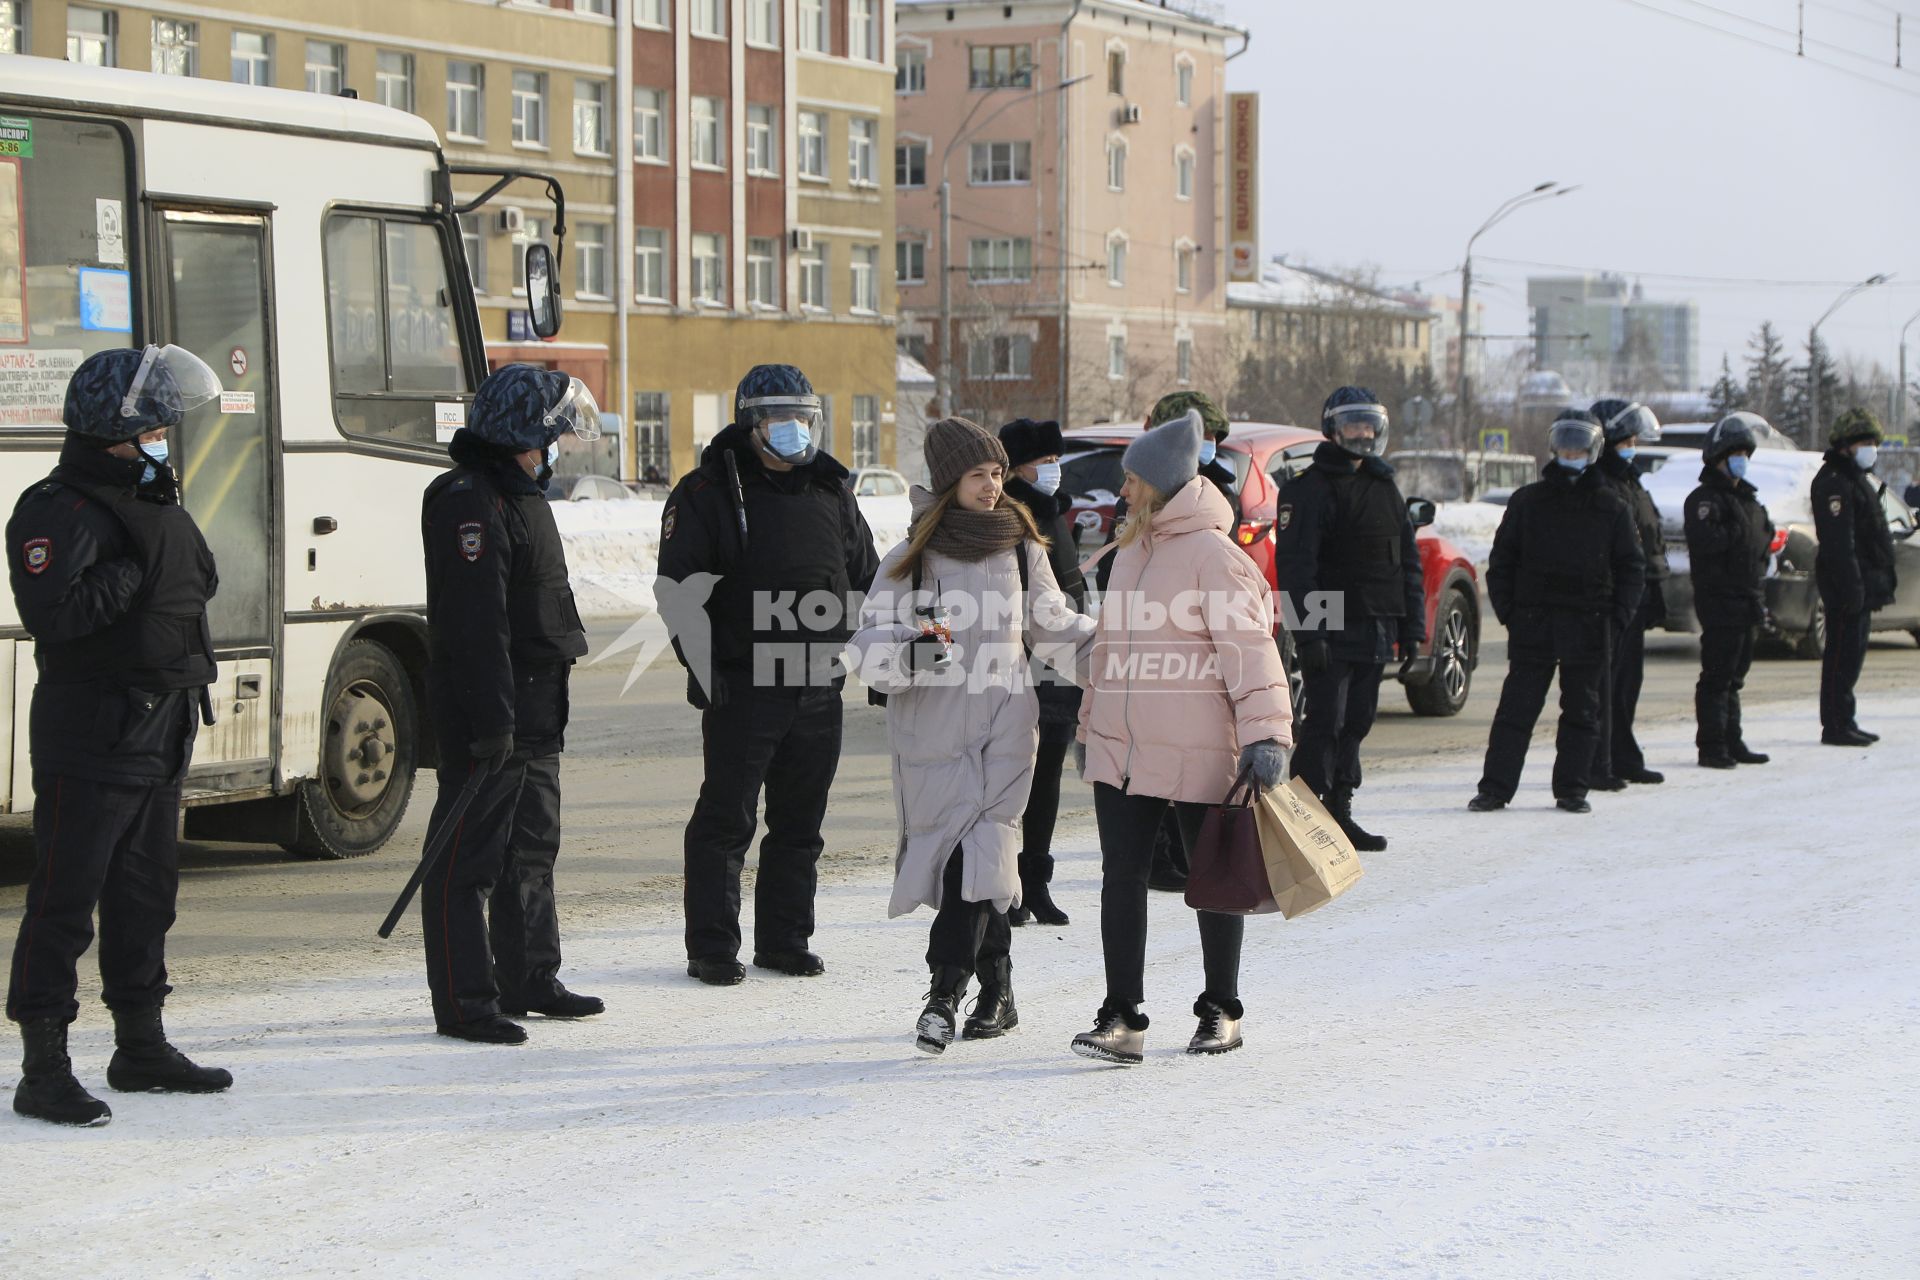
[1792,598,1827,661]
[1407,587,1476,717]
[281,639,419,859]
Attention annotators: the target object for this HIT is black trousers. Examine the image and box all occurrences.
[1020,727,1072,865]
[1599,621,1648,777]
[1293,658,1386,799]
[684,684,843,961]
[420,752,568,1025]
[1695,624,1755,754]
[7,772,185,1024]
[925,847,1011,979]
[1478,659,1605,802]
[1092,783,1243,1008]
[1820,606,1872,734]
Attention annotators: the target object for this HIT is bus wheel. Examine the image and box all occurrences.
[284,639,418,859]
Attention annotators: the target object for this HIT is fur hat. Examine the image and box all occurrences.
[925,417,1010,492]
[998,418,1064,469]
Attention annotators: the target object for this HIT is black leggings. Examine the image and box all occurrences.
[1092,783,1243,1008]
[925,846,1011,978]
[1022,733,1071,859]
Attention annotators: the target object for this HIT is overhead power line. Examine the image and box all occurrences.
[1609,0,1920,96]
[1478,254,1920,290]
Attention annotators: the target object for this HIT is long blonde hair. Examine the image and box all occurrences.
[1114,475,1169,551]
[890,487,1050,581]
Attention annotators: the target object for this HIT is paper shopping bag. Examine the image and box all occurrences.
[1254,779,1365,919]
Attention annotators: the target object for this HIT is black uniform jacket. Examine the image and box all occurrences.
[1593,450,1670,625]
[1274,443,1425,663]
[1683,463,1774,630]
[1487,461,1646,663]
[1810,449,1897,614]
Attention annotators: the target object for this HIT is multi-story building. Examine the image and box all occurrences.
[1529,272,1699,395]
[894,0,1246,428]
[4,0,898,479]
[1229,260,1434,378]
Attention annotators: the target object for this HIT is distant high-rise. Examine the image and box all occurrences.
[1529,274,1698,395]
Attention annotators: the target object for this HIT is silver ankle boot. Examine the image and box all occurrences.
[1070,1003,1146,1065]
[1185,995,1244,1055]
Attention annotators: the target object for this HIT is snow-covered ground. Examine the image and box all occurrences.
[5,695,1915,1278]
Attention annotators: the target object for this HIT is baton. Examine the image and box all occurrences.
[377,765,491,939]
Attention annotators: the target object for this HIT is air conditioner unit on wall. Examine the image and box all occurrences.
[1119,104,1142,126]
[496,206,526,235]
[790,228,814,252]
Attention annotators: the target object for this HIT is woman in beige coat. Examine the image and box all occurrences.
[1072,413,1295,1065]
[850,419,1096,1055]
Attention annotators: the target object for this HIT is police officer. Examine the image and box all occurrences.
[1811,407,1897,746]
[659,365,880,985]
[1587,399,1670,788]
[1683,413,1776,770]
[1275,387,1425,851]
[998,417,1084,927]
[7,345,230,1126]
[418,364,604,1044]
[1469,410,1645,814]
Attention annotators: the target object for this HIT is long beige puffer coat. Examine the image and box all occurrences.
[850,509,1097,918]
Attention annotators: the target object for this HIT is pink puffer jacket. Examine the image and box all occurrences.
[1079,477,1293,803]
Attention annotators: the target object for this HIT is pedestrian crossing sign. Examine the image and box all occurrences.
[1479,429,1509,453]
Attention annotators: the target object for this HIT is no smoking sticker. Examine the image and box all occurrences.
[229,348,248,378]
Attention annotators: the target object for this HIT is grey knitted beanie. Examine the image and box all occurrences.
[925,416,1010,492]
[1120,408,1203,499]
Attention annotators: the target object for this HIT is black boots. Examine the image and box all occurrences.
[1010,853,1069,927]
[1729,743,1771,764]
[1821,728,1873,747]
[1556,796,1592,814]
[1467,792,1506,812]
[13,1018,111,1127]
[962,958,1018,1040]
[1620,766,1665,784]
[915,965,969,1055]
[499,986,605,1019]
[105,1005,233,1094]
[687,955,746,985]
[436,1015,528,1045]
[1326,790,1387,852]
[752,949,827,977]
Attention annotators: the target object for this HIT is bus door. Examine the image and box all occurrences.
[155,208,277,796]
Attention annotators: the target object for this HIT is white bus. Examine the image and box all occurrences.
[0,58,569,857]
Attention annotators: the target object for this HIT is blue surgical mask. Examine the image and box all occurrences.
[1728,454,1750,480]
[1855,444,1878,470]
[137,438,169,485]
[1199,440,1218,465]
[766,418,812,460]
[1559,456,1589,474]
[545,440,560,469]
[1616,446,1637,462]
[1031,461,1062,495]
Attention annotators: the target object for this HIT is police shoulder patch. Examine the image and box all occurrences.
[1696,501,1712,521]
[1277,503,1293,530]
[22,537,51,575]
[457,521,485,562]
[662,506,678,540]
[1828,495,1844,516]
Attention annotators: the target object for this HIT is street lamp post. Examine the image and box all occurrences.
[1454,182,1577,447]
[1808,272,1892,447]
[934,73,1090,419]
[1896,305,1920,437]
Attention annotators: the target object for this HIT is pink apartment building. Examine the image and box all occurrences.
[894,0,1248,427]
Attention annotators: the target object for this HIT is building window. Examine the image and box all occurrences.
[746,0,778,46]
[800,245,828,311]
[634,0,669,28]
[797,110,827,179]
[969,44,1033,89]
[572,80,610,155]
[66,7,114,66]
[151,19,197,77]
[231,31,273,86]
[968,237,1032,284]
[1176,243,1194,294]
[851,245,878,314]
[895,140,926,189]
[852,396,880,468]
[896,238,926,286]
[634,392,671,482]
[575,224,609,298]
[458,213,485,293]
[1175,149,1195,200]
[446,61,484,139]
[850,0,878,61]
[968,141,1030,185]
[1107,46,1126,95]
[577,0,612,12]
[747,238,780,309]
[1106,138,1127,191]
[1,2,23,56]
[376,51,415,113]
[1176,59,1194,106]
[691,232,726,306]
[747,105,778,175]
[1107,235,1127,287]
[969,335,1032,380]
[691,0,725,39]
[848,118,877,185]
[692,97,726,168]
[306,41,344,95]
[633,88,666,162]
[897,47,926,94]
[798,0,827,52]
[1177,335,1193,384]
[1108,334,1127,380]
[512,71,548,147]
[634,228,668,301]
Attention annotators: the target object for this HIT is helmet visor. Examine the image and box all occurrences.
[1605,402,1660,443]
[119,345,222,425]
[1326,404,1389,456]
[1548,419,1602,463]
[544,377,603,441]
[740,394,824,432]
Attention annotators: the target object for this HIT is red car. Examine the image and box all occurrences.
[1059,422,1482,716]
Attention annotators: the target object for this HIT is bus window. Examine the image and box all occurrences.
[325,211,469,445]
[0,117,134,429]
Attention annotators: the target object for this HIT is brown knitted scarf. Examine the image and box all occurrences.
[922,505,1025,563]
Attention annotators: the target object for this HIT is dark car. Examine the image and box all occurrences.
[1060,422,1483,716]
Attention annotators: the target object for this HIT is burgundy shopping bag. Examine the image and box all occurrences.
[1184,767,1279,915]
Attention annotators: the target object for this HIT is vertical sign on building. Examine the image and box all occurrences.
[1227,93,1259,283]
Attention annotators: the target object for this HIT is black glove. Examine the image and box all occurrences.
[1074,740,1087,778]
[687,670,731,710]
[1295,637,1331,675]
[906,631,949,674]
[469,732,514,776]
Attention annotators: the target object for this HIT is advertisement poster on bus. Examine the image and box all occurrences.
[0,348,81,427]
[0,158,25,344]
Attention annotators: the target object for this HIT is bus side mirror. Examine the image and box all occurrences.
[1405,497,1436,528]
[525,243,562,339]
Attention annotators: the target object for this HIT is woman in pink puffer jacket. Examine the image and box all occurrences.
[1071,412,1294,1065]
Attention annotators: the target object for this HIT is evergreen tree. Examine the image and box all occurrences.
[1784,335,1842,447]
[1743,321,1791,425]
[1707,354,1746,418]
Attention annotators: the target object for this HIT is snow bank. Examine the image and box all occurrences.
[7,694,1915,1277]
[551,494,914,618]
[1431,499,1504,571]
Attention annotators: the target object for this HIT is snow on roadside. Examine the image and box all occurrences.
[4,693,1915,1278]
[1431,499,1504,572]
